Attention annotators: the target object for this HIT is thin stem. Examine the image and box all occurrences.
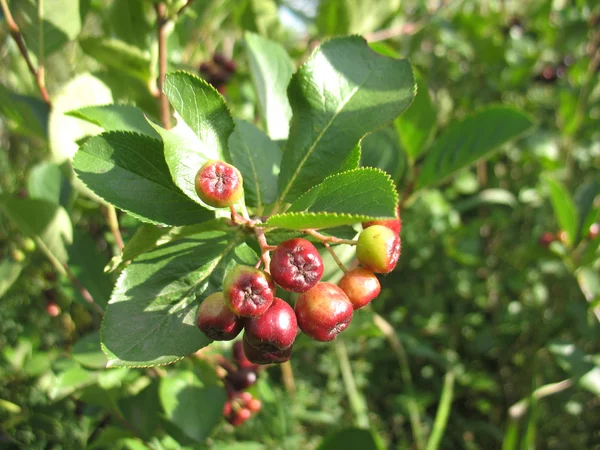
[255,227,271,270]
[303,229,357,246]
[280,360,296,397]
[154,2,171,129]
[37,0,47,102]
[508,379,573,420]
[323,242,348,274]
[0,0,51,106]
[425,371,455,450]
[372,312,425,449]
[104,205,124,252]
[334,339,370,428]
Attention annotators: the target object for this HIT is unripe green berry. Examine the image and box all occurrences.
[356,225,401,274]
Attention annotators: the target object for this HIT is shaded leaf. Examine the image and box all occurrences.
[317,428,384,450]
[72,331,107,369]
[544,176,578,246]
[67,104,159,138]
[79,38,152,82]
[27,161,63,204]
[0,84,49,138]
[361,126,405,181]
[0,259,24,299]
[574,180,600,245]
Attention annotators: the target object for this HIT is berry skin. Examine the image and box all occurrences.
[224,266,274,317]
[338,268,381,310]
[242,334,293,364]
[356,225,401,274]
[195,160,243,208]
[362,206,402,235]
[226,368,257,391]
[46,302,61,317]
[247,398,261,412]
[245,298,297,351]
[196,292,244,341]
[270,238,324,293]
[295,282,353,342]
[232,340,257,369]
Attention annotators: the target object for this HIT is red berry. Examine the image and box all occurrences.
[247,398,261,412]
[538,231,555,248]
[238,392,253,404]
[223,266,274,318]
[295,282,353,342]
[356,225,401,274]
[195,160,243,208]
[270,238,324,293]
[338,268,381,310]
[46,302,61,317]
[588,223,599,240]
[362,206,402,235]
[223,401,232,416]
[196,292,244,341]
[226,368,257,390]
[232,341,257,369]
[242,334,293,364]
[245,298,297,351]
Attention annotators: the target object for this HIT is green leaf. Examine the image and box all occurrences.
[548,341,600,396]
[395,73,436,161]
[0,196,72,264]
[108,0,153,49]
[360,126,405,181]
[101,231,257,367]
[72,331,108,369]
[74,132,214,226]
[152,72,236,207]
[0,84,49,138]
[228,119,281,208]
[244,32,294,140]
[0,258,24,299]
[317,428,384,450]
[27,161,63,204]
[278,36,415,203]
[267,168,398,229]
[79,38,152,82]
[454,189,518,212]
[118,381,161,440]
[544,176,578,247]
[417,107,533,189]
[574,180,600,245]
[67,104,159,138]
[159,370,226,442]
[11,0,83,58]
[317,0,400,36]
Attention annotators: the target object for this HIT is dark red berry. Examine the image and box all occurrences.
[199,62,212,74]
[212,52,228,66]
[338,268,381,310]
[196,292,244,341]
[222,59,237,73]
[538,231,555,248]
[362,205,402,235]
[242,334,293,365]
[356,225,401,274]
[226,368,257,391]
[195,160,243,208]
[270,238,324,293]
[295,282,353,342]
[245,298,297,351]
[232,340,257,369]
[228,407,252,426]
[223,266,274,317]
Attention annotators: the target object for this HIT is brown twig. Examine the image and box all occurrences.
[64,263,104,315]
[154,2,171,129]
[302,229,357,246]
[0,0,51,106]
[255,228,272,270]
[280,360,296,397]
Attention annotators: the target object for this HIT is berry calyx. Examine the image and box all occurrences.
[196,292,244,341]
[245,298,297,351]
[223,266,274,318]
[242,334,293,364]
[270,238,324,293]
[195,160,243,208]
[295,282,353,342]
[362,205,402,235]
[356,225,401,274]
[338,268,381,310]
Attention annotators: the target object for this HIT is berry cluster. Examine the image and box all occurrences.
[199,53,236,94]
[538,223,599,248]
[195,161,403,364]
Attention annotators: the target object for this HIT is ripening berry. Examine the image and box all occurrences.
[242,334,293,364]
[270,238,324,293]
[232,340,257,369]
[295,282,353,342]
[46,302,61,317]
[245,298,297,351]
[338,268,381,310]
[538,232,555,248]
[223,266,274,317]
[228,407,252,426]
[247,398,261,412]
[362,205,402,235]
[356,225,401,274]
[196,292,244,340]
[195,160,243,208]
[588,223,599,240]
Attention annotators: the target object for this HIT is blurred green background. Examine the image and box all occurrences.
[1,0,599,449]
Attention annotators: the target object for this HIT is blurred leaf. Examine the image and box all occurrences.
[238,0,281,37]
[278,36,415,202]
[544,176,578,246]
[87,426,137,450]
[159,370,226,442]
[72,331,107,369]
[48,363,98,401]
[244,32,294,140]
[229,119,281,208]
[11,0,83,58]
[0,197,73,264]
[118,381,161,440]
[268,168,398,229]
[317,0,400,36]
[417,107,533,189]
[108,0,153,49]
[151,72,235,207]
[360,126,405,181]
[79,38,152,82]
[454,189,518,212]
[101,231,256,367]
[548,341,600,395]
[573,180,600,244]
[27,161,62,204]
[0,258,24,299]
[395,73,436,162]
[67,104,159,138]
[74,132,214,226]
[317,428,385,450]
[0,84,49,138]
